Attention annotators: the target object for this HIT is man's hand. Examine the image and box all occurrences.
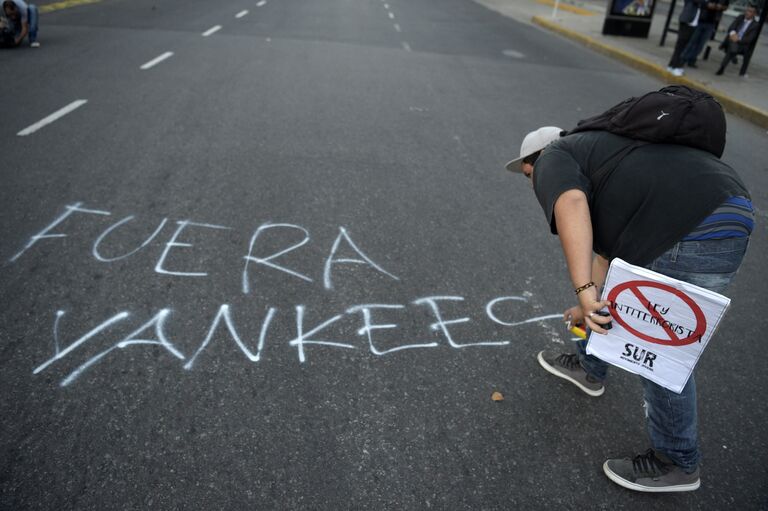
[563,305,583,326]
[15,22,29,47]
[576,287,613,334]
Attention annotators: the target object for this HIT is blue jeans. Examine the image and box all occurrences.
[27,5,39,43]
[578,237,749,471]
[681,23,715,65]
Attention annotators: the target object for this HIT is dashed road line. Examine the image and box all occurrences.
[401,41,411,52]
[393,23,401,32]
[236,9,249,18]
[256,0,267,6]
[17,100,88,137]
[502,49,525,59]
[384,3,389,8]
[140,51,174,70]
[202,25,222,36]
[388,11,394,19]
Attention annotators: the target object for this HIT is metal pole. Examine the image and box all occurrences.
[552,0,560,18]
[660,0,678,46]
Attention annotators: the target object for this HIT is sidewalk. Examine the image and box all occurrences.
[476,0,768,129]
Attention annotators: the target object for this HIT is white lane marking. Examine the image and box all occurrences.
[256,0,266,6]
[17,100,88,136]
[402,41,411,52]
[502,49,525,59]
[139,51,174,70]
[388,11,394,19]
[384,3,389,8]
[393,23,401,32]
[236,9,249,18]
[202,25,222,36]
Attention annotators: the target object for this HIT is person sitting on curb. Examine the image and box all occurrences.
[716,3,759,75]
[2,0,39,48]
[505,125,753,492]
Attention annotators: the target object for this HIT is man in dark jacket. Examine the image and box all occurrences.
[667,0,705,76]
[505,126,753,492]
[680,0,729,69]
[716,3,760,75]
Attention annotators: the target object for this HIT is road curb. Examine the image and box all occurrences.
[532,15,768,131]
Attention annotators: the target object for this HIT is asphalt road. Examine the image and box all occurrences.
[1,0,767,508]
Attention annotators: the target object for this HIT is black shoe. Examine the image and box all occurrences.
[603,449,700,492]
[715,69,724,75]
[537,351,605,397]
[687,62,698,69]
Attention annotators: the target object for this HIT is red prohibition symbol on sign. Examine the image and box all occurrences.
[606,280,707,347]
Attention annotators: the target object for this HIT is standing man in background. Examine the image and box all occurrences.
[681,0,729,69]
[667,0,704,76]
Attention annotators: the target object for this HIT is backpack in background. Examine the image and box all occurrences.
[0,16,14,48]
[569,85,726,158]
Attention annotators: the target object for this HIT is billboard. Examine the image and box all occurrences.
[610,0,655,17]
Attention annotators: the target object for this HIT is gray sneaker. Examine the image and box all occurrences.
[603,449,700,492]
[537,351,604,397]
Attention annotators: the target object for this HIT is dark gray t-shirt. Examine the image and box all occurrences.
[532,131,750,265]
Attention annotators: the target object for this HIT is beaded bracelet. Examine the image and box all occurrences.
[574,281,595,295]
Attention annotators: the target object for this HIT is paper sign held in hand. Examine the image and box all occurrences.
[586,258,731,393]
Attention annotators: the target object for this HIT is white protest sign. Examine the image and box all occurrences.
[586,258,731,393]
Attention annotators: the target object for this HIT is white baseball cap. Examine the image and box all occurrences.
[505,126,564,172]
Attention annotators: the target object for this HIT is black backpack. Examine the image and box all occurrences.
[569,85,726,158]
[0,27,14,48]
